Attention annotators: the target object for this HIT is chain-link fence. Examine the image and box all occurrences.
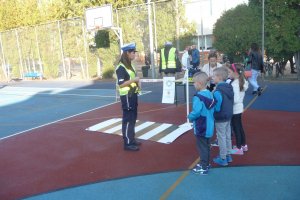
[0,18,92,81]
[0,1,195,81]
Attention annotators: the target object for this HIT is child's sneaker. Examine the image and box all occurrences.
[242,145,248,152]
[192,165,208,175]
[230,147,244,155]
[196,163,211,170]
[211,139,219,147]
[226,155,233,163]
[213,156,228,166]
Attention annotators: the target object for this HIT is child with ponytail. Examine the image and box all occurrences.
[227,63,249,155]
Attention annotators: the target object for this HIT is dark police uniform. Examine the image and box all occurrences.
[116,43,140,151]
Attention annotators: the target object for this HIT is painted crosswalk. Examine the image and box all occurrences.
[86,118,192,144]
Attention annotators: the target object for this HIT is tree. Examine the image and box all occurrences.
[264,0,300,61]
[0,0,43,31]
[213,4,261,62]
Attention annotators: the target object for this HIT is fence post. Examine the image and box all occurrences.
[81,19,89,79]
[0,32,8,81]
[15,29,24,79]
[35,26,43,78]
[58,21,67,79]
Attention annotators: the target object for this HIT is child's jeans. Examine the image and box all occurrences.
[195,135,210,170]
[216,121,232,160]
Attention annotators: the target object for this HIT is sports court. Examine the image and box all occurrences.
[0,79,300,200]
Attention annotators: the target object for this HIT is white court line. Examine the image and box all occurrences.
[0,91,116,98]
[0,86,114,92]
[0,101,119,141]
[0,85,156,140]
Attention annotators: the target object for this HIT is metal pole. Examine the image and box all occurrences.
[147,0,155,78]
[175,0,180,51]
[262,0,265,64]
[0,33,8,80]
[58,21,67,79]
[201,17,204,65]
[152,2,158,52]
[35,26,43,77]
[116,9,119,27]
[152,2,158,71]
[15,29,24,79]
[82,19,90,79]
[186,67,189,123]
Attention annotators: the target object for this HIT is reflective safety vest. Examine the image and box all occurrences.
[161,47,176,70]
[116,63,138,96]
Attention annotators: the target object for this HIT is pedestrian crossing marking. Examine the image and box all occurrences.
[86,118,192,144]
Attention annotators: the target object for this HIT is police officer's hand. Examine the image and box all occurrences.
[133,77,140,83]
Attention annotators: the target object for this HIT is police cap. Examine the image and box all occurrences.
[121,42,137,52]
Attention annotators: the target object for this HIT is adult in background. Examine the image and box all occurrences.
[248,43,264,95]
[159,42,181,76]
[201,51,222,91]
[116,43,141,151]
[181,45,191,71]
[191,45,200,68]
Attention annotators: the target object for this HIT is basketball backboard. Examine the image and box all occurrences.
[85,4,113,31]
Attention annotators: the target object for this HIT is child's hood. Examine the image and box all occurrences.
[196,90,216,110]
[217,82,234,100]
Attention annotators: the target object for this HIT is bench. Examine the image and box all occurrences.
[24,72,43,80]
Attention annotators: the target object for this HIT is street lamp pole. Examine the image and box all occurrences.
[147,0,155,78]
[262,0,265,63]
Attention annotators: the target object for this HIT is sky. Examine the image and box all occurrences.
[184,0,249,35]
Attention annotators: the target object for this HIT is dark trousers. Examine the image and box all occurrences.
[195,135,211,170]
[120,93,138,146]
[122,109,137,145]
[231,113,246,148]
[192,62,200,68]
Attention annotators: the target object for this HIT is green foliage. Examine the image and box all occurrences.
[214,0,300,62]
[0,0,43,31]
[213,4,261,62]
[264,0,300,61]
[102,67,115,79]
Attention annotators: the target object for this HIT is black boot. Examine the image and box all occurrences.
[124,144,139,151]
[132,139,142,146]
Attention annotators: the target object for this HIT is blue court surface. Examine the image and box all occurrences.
[1,80,300,200]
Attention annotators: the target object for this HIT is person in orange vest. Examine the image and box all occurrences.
[116,43,141,151]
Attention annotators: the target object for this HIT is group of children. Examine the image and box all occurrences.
[188,63,249,175]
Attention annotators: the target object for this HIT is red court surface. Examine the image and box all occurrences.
[1,101,300,200]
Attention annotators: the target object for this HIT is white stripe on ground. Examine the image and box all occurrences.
[138,123,173,140]
[86,118,122,131]
[105,124,122,133]
[135,121,156,132]
[158,125,193,144]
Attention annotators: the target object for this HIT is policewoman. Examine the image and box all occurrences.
[116,43,141,151]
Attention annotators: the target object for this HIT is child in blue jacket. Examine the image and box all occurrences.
[188,72,216,175]
[212,67,234,166]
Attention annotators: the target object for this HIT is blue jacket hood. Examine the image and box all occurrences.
[194,93,216,110]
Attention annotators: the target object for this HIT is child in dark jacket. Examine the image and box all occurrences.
[212,67,234,166]
[188,72,216,175]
